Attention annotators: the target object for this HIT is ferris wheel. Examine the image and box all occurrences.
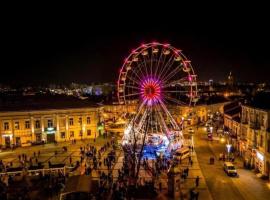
[117,42,198,157]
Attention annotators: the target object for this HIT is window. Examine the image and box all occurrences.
[79,130,83,137]
[78,117,82,125]
[4,122,9,130]
[14,121,20,130]
[61,132,65,139]
[69,118,74,126]
[70,131,74,137]
[87,129,91,136]
[25,121,30,129]
[35,120,40,129]
[87,117,91,124]
[47,120,53,128]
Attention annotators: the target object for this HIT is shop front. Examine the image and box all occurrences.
[254,150,265,175]
[1,134,13,148]
[15,133,32,147]
[45,127,56,143]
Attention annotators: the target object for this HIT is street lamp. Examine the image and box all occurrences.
[226,143,232,160]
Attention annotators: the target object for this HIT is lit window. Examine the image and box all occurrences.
[87,117,91,124]
[79,130,83,137]
[69,118,74,126]
[4,122,9,130]
[14,121,20,130]
[35,120,41,129]
[25,121,30,129]
[48,120,53,128]
[61,132,65,139]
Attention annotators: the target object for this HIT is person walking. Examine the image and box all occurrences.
[195,176,199,187]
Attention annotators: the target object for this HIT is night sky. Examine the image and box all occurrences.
[2,7,270,86]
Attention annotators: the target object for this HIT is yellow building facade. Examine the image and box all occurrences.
[0,107,101,148]
[240,105,270,178]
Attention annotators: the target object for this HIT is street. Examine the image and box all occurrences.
[194,127,270,200]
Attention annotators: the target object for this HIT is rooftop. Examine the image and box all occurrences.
[0,94,99,112]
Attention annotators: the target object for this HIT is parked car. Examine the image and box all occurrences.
[224,162,238,177]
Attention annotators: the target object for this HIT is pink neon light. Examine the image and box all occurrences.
[140,78,162,106]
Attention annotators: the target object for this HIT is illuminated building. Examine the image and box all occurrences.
[0,107,102,148]
[241,105,270,178]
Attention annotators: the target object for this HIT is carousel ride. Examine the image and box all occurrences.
[117,42,198,159]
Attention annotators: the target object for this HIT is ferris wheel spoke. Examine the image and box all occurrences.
[156,54,174,81]
[158,54,177,81]
[154,49,164,78]
[125,92,141,97]
[156,52,167,80]
[162,65,182,83]
[150,50,154,77]
[162,90,189,93]
[142,54,150,77]
[130,65,145,83]
[125,85,140,90]
[126,74,141,86]
[163,94,188,106]
[162,77,187,88]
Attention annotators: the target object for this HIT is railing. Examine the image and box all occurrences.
[0,166,68,176]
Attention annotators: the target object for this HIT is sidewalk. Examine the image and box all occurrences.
[157,150,213,200]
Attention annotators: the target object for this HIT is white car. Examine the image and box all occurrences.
[224,162,238,177]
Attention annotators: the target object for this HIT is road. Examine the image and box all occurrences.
[194,127,270,200]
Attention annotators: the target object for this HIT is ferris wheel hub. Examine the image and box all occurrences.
[140,77,161,106]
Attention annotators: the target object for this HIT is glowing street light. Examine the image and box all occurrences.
[226,143,232,160]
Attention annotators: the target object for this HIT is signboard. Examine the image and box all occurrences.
[45,127,55,134]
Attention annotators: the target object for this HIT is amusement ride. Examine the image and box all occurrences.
[117,42,198,159]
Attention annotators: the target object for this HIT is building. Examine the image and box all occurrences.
[223,101,241,150]
[0,95,103,148]
[241,105,270,178]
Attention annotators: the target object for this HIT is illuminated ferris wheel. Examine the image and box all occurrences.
[117,42,198,157]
